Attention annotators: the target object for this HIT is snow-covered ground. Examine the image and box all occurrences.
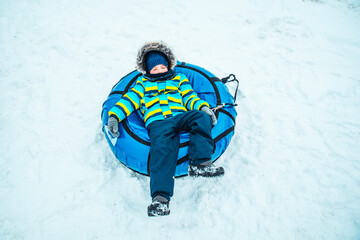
[1,0,360,239]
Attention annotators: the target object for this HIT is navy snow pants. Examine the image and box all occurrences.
[146,110,213,200]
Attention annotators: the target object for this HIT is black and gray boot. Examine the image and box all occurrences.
[188,160,225,177]
[147,195,170,217]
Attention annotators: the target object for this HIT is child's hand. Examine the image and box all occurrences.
[108,116,120,137]
[201,106,217,125]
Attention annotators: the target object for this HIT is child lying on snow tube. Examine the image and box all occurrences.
[107,41,224,217]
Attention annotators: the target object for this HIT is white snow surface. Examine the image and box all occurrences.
[1,0,360,239]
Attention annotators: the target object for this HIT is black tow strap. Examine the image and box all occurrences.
[221,74,239,105]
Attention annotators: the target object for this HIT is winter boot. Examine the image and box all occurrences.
[147,195,170,217]
[188,160,225,177]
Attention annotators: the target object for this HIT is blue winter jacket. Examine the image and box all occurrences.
[108,71,209,127]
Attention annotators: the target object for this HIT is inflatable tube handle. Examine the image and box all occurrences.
[221,74,239,105]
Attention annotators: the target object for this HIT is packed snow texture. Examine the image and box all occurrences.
[1,0,360,239]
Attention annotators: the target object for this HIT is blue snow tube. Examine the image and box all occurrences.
[101,61,237,177]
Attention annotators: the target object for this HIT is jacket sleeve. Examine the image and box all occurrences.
[108,76,145,122]
[178,73,209,111]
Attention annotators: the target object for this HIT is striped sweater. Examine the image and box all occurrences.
[109,72,209,127]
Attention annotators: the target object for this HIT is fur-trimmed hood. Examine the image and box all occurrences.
[136,41,177,74]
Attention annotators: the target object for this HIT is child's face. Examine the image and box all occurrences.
[150,64,168,74]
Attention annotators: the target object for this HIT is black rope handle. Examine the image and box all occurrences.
[221,74,239,104]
